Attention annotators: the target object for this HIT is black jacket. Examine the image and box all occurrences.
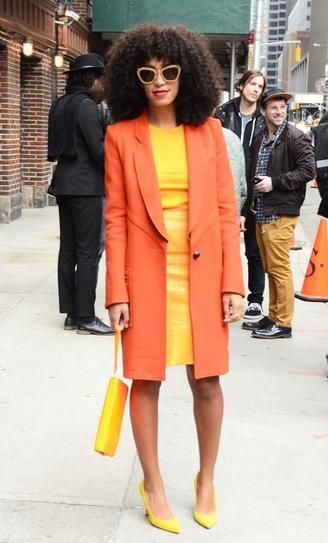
[47,90,104,196]
[247,123,316,216]
[313,118,328,218]
[215,97,265,175]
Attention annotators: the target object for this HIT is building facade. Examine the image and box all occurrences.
[266,0,288,87]
[0,1,92,223]
[307,0,328,94]
[278,0,328,97]
[278,0,311,92]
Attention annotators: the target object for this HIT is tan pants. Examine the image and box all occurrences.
[256,216,298,327]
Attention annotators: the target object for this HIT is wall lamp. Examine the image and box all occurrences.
[22,37,34,57]
[54,52,64,68]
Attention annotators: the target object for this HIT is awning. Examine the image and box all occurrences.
[92,0,251,36]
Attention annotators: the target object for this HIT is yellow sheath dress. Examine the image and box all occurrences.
[149,124,193,366]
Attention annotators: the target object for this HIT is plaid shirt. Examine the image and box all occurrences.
[254,119,288,223]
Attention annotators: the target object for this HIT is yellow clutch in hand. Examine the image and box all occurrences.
[94,327,128,457]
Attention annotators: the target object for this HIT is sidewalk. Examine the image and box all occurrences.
[0,206,327,543]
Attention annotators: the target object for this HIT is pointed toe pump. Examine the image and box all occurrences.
[139,480,181,534]
[193,476,218,529]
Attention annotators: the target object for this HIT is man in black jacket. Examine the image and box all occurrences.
[215,70,266,322]
[48,53,113,335]
[313,112,328,218]
[244,89,316,339]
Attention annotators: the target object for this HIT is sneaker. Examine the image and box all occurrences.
[243,302,263,321]
[77,317,114,336]
[242,316,273,331]
[252,323,292,339]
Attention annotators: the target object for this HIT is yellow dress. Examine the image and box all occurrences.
[149,124,193,366]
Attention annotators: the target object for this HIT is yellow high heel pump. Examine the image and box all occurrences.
[193,475,218,529]
[139,480,181,534]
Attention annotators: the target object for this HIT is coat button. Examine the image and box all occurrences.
[193,251,200,259]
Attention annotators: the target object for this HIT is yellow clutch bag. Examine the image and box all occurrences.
[94,327,128,457]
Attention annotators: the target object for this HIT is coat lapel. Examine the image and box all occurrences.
[133,114,208,240]
[134,112,168,240]
[185,124,206,236]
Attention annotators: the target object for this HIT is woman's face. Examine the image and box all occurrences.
[138,58,180,109]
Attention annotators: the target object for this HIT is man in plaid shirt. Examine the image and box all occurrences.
[243,89,316,339]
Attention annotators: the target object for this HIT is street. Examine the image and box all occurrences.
[0,187,327,543]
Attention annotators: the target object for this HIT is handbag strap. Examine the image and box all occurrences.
[114,326,122,374]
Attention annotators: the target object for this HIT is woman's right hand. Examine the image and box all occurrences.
[108,303,130,330]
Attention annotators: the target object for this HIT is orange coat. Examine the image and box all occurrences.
[104,112,244,381]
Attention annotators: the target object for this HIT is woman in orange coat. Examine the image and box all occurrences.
[104,24,244,533]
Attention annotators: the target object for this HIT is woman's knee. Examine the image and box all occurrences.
[131,379,161,397]
[187,368,220,400]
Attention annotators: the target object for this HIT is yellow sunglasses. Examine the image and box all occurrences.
[136,64,181,85]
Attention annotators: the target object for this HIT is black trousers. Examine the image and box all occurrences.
[244,210,265,305]
[57,195,103,318]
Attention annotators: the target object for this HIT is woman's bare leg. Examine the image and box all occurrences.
[130,379,174,519]
[186,365,223,513]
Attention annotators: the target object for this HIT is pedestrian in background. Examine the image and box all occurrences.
[103,24,244,533]
[48,53,113,335]
[244,89,316,339]
[215,70,266,322]
[313,112,328,218]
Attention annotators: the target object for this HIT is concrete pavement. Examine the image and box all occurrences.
[0,201,327,543]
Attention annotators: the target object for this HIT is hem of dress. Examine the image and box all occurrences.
[167,361,193,367]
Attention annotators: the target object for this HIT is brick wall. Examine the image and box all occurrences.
[71,1,91,20]
[21,54,53,209]
[0,36,63,222]
[56,60,70,97]
[0,0,93,222]
[0,38,23,222]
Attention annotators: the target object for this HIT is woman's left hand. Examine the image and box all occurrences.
[222,292,244,323]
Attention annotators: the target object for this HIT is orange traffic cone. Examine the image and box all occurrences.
[311,178,318,188]
[295,218,328,302]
